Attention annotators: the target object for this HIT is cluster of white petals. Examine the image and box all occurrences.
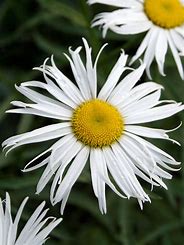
[0,193,62,245]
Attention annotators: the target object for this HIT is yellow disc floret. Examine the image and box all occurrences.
[71,99,124,148]
[144,0,184,29]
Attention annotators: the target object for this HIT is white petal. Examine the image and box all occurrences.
[155,29,168,76]
[3,123,71,154]
[35,58,81,107]
[125,125,167,138]
[111,21,151,35]
[21,80,77,109]
[143,27,159,79]
[121,90,161,116]
[97,9,147,25]
[125,125,178,145]
[49,134,76,168]
[98,51,128,100]
[175,26,184,38]
[119,82,163,112]
[65,47,92,100]
[82,38,97,98]
[167,31,184,79]
[92,8,148,37]
[170,30,184,54]
[90,149,106,214]
[88,0,142,8]
[53,147,89,213]
[11,197,29,244]
[23,153,50,172]
[130,29,152,65]
[16,83,68,107]
[0,198,4,244]
[89,149,98,197]
[36,161,60,195]
[10,100,72,119]
[4,193,13,245]
[47,56,84,104]
[7,107,71,121]
[125,102,184,124]
[108,63,145,105]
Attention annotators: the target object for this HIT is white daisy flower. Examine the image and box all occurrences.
[0,192,62,245]
[2,38,184,214]
[88,0,184,79]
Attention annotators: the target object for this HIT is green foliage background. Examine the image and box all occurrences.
[0,0,184,244]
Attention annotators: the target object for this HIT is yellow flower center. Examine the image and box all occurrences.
[71,99,124,148]
[144,0,184,29]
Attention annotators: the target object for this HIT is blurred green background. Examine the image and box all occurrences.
[1,0,184,244]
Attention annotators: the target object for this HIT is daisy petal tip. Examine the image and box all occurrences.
[179,121,183,127]
[138,200,143,210]
[138,59,146,68]
[44,57,50,64]
[50,54,54,61]
[57,217,63,224]
[5,150,10,157]
[14,84,20,90]
[82,37,88,44]
[21,166,32,172]
[102,29,107,38]
[172,140,181,146]
[146,69,153,80]
[159,69,166,77]
[24,196,29,202]
[120,49,125,55]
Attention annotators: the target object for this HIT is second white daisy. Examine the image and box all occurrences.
[2,38,184,214]
[88,0,184,79]
[0,193,62,245]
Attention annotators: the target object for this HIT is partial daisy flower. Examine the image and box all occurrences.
[2,38,184,214]
[88,0,184,79]
[0,192,62,245]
